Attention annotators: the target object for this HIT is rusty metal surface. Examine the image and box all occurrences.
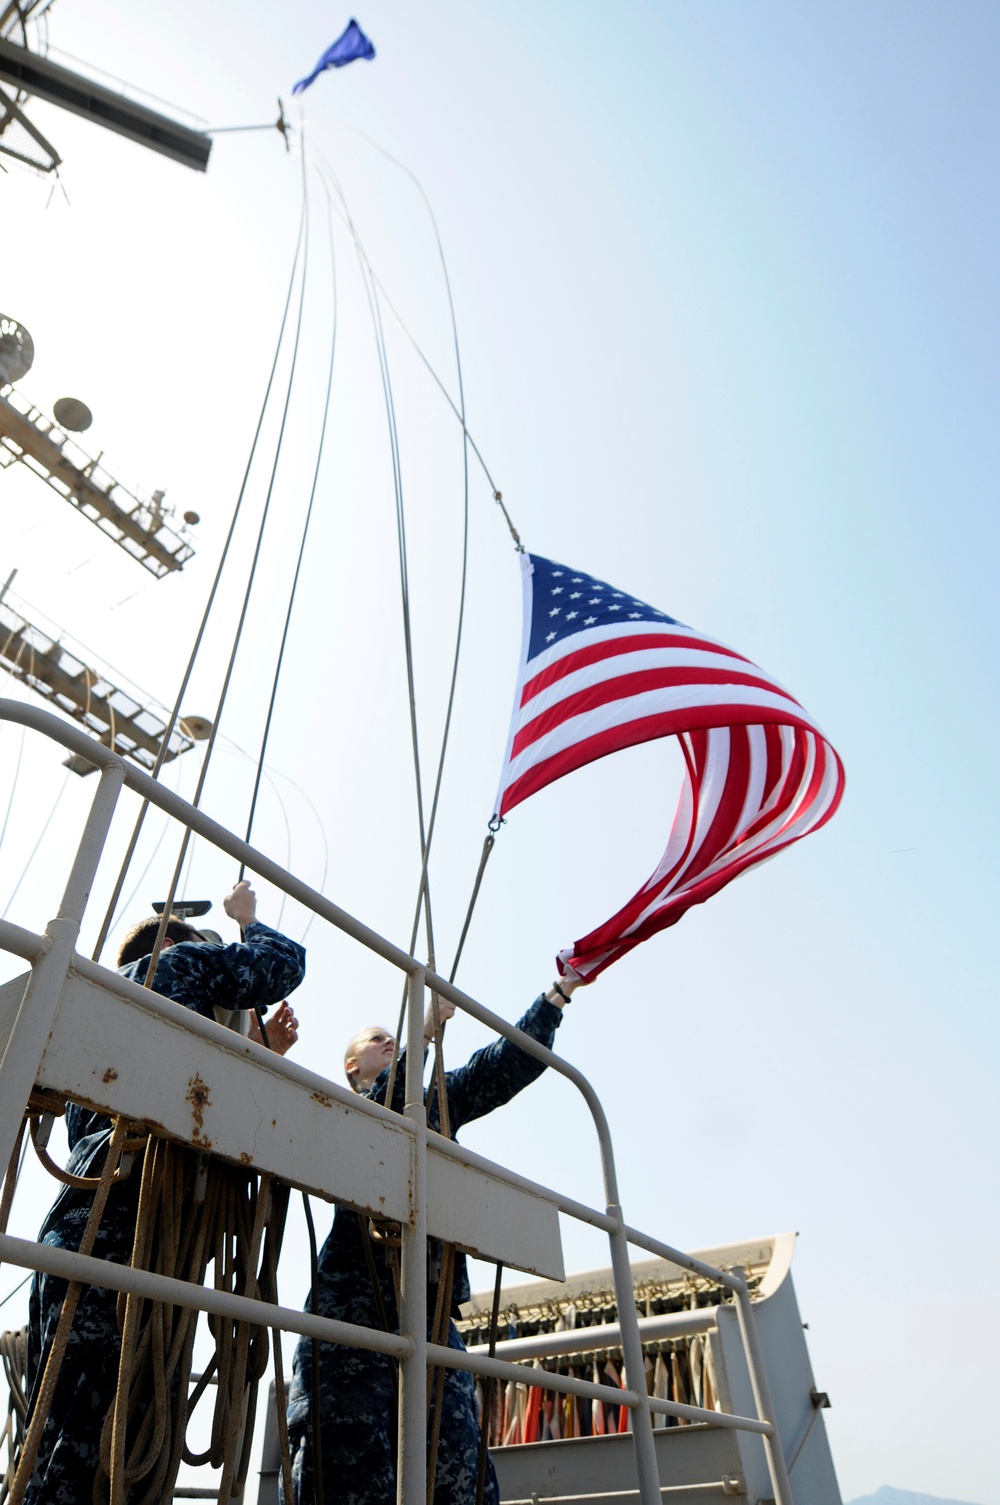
[23,958,568,1277]
[35,963,415,1222]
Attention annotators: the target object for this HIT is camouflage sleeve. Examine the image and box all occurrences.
[368,1047,424,1114]
[138,921,306,1018]
[445,995,563,1132]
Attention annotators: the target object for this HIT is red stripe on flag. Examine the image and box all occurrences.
[499,705,821,815]
[675,726,753,889]
[511,667,800,759]
[520,632,753,708]
[761,723,786,806]
[561,762,845,982]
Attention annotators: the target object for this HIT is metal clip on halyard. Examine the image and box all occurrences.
[494,491,525,553]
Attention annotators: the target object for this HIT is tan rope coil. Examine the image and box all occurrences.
[7,1114,132,1505]
[0,1326,27,1505]
[91,1139,288,1505]
[1,1101,289,1505]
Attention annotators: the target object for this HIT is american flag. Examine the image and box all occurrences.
[494,554,845,982]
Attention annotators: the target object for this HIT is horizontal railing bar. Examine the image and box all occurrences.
[426,1341,644,1406]
[0,919,46,963]
[469,1306,720,1362]
[0,700,433,976]
[424,1341,772,1436]
[646,1396,770,1434]
[67,956,617,1231]
[0,1232,411,1358]
[502,1485,742,1502]
[0,1226,766,1436]
[623,1226,747,1295]
[67,954,415,1141]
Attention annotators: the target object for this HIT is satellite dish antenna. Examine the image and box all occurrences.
[0,316,34,384]
[179,714,213,740]
[53,396,93,432]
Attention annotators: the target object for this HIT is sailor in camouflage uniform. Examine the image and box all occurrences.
[23,881,305,1505]
[287,976,580,1505]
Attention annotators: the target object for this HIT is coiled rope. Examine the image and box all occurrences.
[97,1145,287,1505]
[0,1327,27,1505]
[3,1114,289,1505]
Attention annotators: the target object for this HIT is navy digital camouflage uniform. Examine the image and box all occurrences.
[23,920,306,1505]
[287,994,563,1505]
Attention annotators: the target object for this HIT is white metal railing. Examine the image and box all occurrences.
[0,700,795,1505]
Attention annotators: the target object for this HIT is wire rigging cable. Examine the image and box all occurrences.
[313,147,479,978]
[347,134,474,968]
[218,735,330,936]
[314,137,505,503]
[102,754,189,945]
[240,170,338,884]
[2,768,70,918]
[312,148,507,1138]
[91,170,310,963]
[313,156,438,958]
[131,146,315,986]
[315,139,522,552]
[312,157,502,1481]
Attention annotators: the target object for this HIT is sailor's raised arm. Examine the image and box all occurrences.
[212,882,306,1008]
[222,878,259,928]
[119,881,307,1016]
[443,973,584,1130]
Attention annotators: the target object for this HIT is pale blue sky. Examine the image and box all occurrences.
[1,4,997,1499]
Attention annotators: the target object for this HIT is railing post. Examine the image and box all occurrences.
[589,1088,660,1505]
[0,760,124,1177]
[731,1268,795,1505]
[397,967,427,1505]
[607,1206,662,1505]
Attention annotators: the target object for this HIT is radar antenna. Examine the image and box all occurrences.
[0,583,209,775]
[0,317,197,577]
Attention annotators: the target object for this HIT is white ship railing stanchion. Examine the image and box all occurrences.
[0,758,124,1179]
[584,1097,661,1505]
[398,966,428,1505]
[732,1268,795,1505]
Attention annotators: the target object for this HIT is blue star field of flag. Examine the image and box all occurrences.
[527,554,682,660]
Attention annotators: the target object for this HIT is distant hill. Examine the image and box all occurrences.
[848,1488,985,1505]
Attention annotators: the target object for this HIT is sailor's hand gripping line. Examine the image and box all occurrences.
[490,552,845,983]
